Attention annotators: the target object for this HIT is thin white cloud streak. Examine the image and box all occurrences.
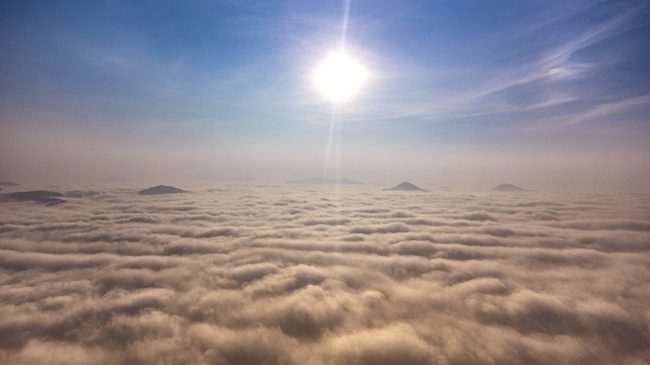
[0,184,649,364]
[561,94,650,126]
[344,4,647,126]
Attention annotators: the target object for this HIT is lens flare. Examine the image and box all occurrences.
[314,53,368,103]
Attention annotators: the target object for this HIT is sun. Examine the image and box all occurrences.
[313,52,368,103]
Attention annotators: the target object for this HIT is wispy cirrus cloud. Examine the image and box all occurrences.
[348,1,649,137]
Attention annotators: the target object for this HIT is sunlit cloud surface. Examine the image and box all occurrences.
[1,185,649,364]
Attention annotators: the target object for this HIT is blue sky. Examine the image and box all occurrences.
[1,0,649,190]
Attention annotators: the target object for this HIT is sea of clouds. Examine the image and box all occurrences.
[0,183,649,365]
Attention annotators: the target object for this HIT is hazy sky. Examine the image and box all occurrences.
[1,0,649,191]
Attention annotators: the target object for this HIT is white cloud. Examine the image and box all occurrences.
[0,185,649,364]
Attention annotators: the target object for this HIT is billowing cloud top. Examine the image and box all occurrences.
[1,184,649,364]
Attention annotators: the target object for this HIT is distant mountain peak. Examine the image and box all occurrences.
[139,185,187,195]
[2,190,67,206]
[285,178,362,185]
[492,183,524,192]
[383,182,428,192]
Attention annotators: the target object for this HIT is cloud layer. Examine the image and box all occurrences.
[1,185,649,364]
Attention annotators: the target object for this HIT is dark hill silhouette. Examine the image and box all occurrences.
[139,185,187,195]
[3,190,67,206]
[492,183,524,192]
[0,182,19,186]
[286,178,362,185]
[383,182,428,192]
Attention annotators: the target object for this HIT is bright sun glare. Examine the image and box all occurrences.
[314,52,368,103]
